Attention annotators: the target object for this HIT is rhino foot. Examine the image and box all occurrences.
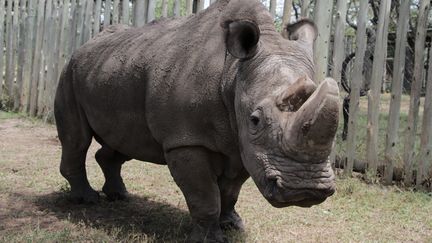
[220,210,245,231]
[102,182,128,201]
[188,223,227,243]
[68,187,100,204]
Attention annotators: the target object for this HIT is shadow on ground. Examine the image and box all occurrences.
[30,191,246,242]
[33,192,192,241]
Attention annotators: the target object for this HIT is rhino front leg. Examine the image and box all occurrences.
[95,146,130,201]
[219,172,249,231]
[165,147,226,243]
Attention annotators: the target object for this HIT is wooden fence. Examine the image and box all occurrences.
[0,0,431,187]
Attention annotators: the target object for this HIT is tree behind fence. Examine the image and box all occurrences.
[0,0,431,186]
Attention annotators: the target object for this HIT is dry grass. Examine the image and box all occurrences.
[1,111,431,242]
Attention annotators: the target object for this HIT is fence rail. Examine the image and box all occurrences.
[0,0,431,187]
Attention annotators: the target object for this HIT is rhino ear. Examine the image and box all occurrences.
[224,20,260,60]
[285,19,317,47]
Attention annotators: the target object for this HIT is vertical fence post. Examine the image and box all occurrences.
[0,0,5,101]
[345,0,368,175]
[5,0,13,98]
[174,0,180,16]
[313,0,333,82]
[121,0,130,24]
[75,0,86,48]
[10,0,20,105]
[403,0,430,186]
[29,0,46,117]
[366,0,392,176]
[269,0,277,18]
[147,0,156,22]
[282,0,293,29]
[93,0,102,35]
[301,0,310,18]
[186,0,193,15]
[416,43,432,187]
[21,0,36,112]
[162,0,168,17]
[384,0,411,184]
[197,0,204,12]
[134,0,146,27]
[113,0,120,24]
[331,0,348,83]
[83,0,93,43]
[58,0,69,72]
[14,0,27,111]
[104,0,111,29]
[38,0,53,117]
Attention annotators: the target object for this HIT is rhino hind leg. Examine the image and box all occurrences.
[56,98,99,203]
[95,146,130,201]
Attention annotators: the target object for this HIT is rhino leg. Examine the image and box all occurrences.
[165,147,226,243]
[218,173,248,231]
[95,146,130,201]
[55,86,99,203]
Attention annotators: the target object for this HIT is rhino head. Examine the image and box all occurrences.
[223,19,339,208]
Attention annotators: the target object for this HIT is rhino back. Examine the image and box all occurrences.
[67,3,237,161]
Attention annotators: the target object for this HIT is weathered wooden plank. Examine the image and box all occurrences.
[113,0,120,24]
[282,0,292,29]
[134,0,146,27]
[14,0,27,111]
[384,0,411,185]
[147,0,155,22]
[269,0,277,18]
[313,0,333,82]
[68,0,78,58]
[0,0,5,101]
[21,0,36,112]
[162,0,168,17]
[10,0,20,106]
[344,0,368,175]
[82,0,94,43]
[197,0,204,12]
[104,0,111,28]
[38,0,53,117]
[416,43,432,188]
[366,0,392,176]
[121,0,130,24]
[301,0,310,18]
[29,0,46,117]
[93,0,102,35]
[58,0,70,70]
[47,0,61,119]
[75,0,86,48]
[186,0,192,16]
[331,0,348,83]
[4,0,13,98]
[403,0,430,185]
[174,0,180,17]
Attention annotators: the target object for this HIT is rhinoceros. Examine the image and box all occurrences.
[54,0,339,241]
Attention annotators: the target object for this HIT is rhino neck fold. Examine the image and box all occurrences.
[220,53,240,144]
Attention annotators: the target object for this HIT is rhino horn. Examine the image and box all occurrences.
[289,78,340,153]
[277,76,317,112]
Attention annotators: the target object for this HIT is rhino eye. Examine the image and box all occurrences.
[250,114,260,126]
[250,110,262,127]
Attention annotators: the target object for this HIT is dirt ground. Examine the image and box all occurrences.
[0,111,431,242]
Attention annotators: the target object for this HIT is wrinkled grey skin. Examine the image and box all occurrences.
[54,0,339,241]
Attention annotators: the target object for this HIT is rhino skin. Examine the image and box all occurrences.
[54,0,340,241]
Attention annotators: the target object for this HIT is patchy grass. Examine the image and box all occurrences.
[1,111,431,242]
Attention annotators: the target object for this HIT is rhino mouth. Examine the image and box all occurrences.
[257,153,335,208]
[264,182,334,208]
